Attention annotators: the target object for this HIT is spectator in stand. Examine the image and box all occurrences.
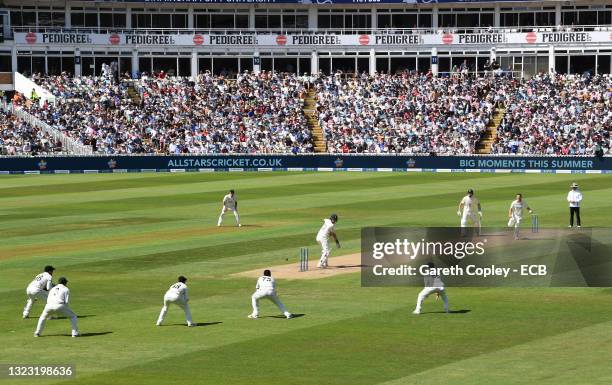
[314,71,509,155]
[0,109,58,155]
[22,70,313,155]
[491,73,611,156]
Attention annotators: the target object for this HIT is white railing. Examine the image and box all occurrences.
[9,24,612,36]
[3,103,93,155]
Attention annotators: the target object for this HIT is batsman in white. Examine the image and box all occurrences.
[217,189,241,227]
[156,275,196,327]
[413,262,449,315]
[34,276,79,337]
[248,270,292,319]
[508,193,533,240]
[458,189,482,235]
[23,265,55,319]
[316,213,340,268]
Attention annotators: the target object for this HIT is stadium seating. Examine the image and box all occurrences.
[314,72,507,154]
[0,108,61,155]
[492,73,611,155]
[8,71,611,156]
[23,71,312,155]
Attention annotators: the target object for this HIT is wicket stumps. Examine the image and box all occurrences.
[531,214,539,233]
[299,247,309,272]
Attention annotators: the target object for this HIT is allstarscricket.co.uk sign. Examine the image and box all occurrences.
[14,31,612,47]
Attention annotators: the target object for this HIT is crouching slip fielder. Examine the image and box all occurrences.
[217,189,241,227]
[413,262,449,315]
[157,276,195,327]
[23,265,55,318]
[248,270,292,319]
[34,277,79,337]
[508,194,533,240]
[458,189,482,234]
[316,213,340,268]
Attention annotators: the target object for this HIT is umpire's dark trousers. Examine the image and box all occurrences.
[570,207,581,227]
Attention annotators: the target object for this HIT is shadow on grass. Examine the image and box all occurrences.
[79,331,113,337]
[25,315,96,320]
[166,322,223,327]
[267,313,306,319]
[422,309,471,314]
[333,264,367,269]
[43,331,113,337]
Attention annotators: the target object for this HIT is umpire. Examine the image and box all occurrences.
[567,182,583,228]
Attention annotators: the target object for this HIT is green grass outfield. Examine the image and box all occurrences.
[1,171,612,385]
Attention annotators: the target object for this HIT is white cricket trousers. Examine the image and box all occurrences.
[218,206,240,226]
[461,212,481,231]
[415,287,449,313]
[317,237,330,267]
[35,304,79,336]
[157,294,193,325]
[251,290,290,318]
[508,215,523,237]
[23,288,48,317]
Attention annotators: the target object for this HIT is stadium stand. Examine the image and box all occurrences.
[20,71,312,155]
[492,73,611,155]
[3,71,610,156]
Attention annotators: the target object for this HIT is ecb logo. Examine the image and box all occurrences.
[37,160,47,170]
[334,158,344,168]
[406,158,416,168]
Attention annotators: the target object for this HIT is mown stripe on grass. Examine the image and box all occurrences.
[379,320,612,385]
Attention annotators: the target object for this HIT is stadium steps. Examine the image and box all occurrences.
[304,90,326,153]
[126,83,142,105]
[476,108,506,154]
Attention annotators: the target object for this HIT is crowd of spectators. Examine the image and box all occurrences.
[492,73,611,155]
[0,108,61,155]
[22,70,312,154]
[314,71,510,154]
[4,70,609,157]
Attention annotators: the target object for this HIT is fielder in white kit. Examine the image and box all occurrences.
[34,277,79,337]
[156,276,196,327]
[23,265,55,318]
[217,189,241,227]
[508,193,533,239]
[316,213,340,268]
[248,270,292,319]
[458,189,482,234]
[413,262,449,315]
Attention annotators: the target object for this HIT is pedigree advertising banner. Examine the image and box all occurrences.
[14,31,612,47]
